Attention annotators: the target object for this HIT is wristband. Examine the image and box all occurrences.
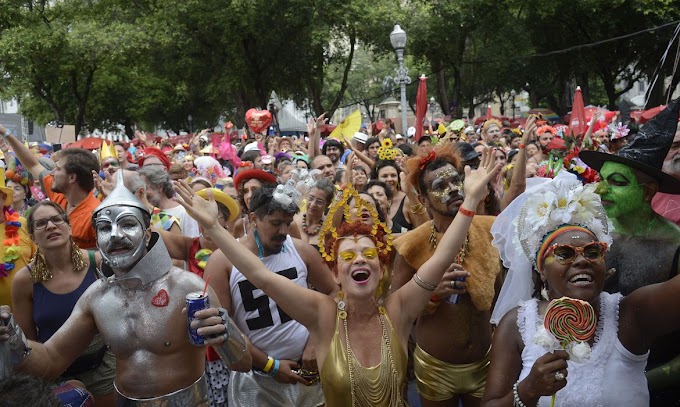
[458,207,476,218]
[430,294,441,302]
[263,356,275,373]
[269,359,281,377]
[518,143,526,149]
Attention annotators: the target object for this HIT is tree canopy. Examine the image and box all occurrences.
[0,0,678,135]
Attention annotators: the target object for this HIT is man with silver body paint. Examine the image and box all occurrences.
[0,171,251,406]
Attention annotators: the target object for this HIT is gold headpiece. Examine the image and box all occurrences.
[318,183,393,264]
[377,138,399,161]
[99,140,117,163]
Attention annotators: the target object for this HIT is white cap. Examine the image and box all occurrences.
[262,155,273,164]
[353,132,368,144]
[464,126,475,133]
[244,142,259,153]
[407,126,416,137]
[395,134,403,139]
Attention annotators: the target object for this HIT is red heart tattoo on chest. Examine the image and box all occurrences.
[151,289,169,307]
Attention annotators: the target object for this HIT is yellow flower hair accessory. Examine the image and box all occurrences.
[377,138,398,161]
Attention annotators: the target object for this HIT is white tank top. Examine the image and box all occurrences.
[230,236,310,360]
[517,292,649,407]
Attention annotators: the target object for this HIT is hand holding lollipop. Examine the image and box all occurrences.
[543,297,597,407]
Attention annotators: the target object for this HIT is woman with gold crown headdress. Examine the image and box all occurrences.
[174,148,501,406]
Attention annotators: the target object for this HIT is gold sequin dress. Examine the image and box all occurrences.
[320,308,408,407]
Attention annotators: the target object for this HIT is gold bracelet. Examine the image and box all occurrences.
[410,203,424,214]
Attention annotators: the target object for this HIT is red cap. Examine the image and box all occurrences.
[233,169,277,190]
[138,147,171,170]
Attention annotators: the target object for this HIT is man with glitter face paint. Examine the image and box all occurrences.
[580,97,680,405]
[0,171,251,406]
[390,143,502,407]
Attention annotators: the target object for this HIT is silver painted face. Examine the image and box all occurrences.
[95,206,147,270]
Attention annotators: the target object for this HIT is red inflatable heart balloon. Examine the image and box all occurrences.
[245,109,272,134]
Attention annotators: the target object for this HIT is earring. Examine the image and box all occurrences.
[541,280,550,301]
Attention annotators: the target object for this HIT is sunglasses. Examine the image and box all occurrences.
[339,247,378,262]
[32,214,68,230]
[546,242,608,265]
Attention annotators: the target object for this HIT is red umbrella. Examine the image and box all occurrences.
[414,75,428,142]
[640,104,667,124]
[569,86,587,136]
[68,137,107,150]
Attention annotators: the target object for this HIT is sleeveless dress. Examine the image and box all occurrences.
[32,264,116,395]
[391,196,413,231]
[517,292,649,406]
[321,309,408,407]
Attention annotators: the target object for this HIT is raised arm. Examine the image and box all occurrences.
[173,181,329,334]
[501,116,537,210]
[391,148,502,327]
[345,141,375,168]
[0,126,44,180]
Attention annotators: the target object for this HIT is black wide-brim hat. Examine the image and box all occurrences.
[580,97,680,194]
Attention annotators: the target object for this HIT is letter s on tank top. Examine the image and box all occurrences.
[230,235,310,360]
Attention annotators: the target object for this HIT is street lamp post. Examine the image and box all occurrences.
[510,90,517,120]
[389,24,411,134]
[188,114,193,134]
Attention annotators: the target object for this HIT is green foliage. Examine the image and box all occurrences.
[0,0,677,135]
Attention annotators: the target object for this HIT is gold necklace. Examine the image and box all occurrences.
[343,309,403,407]
[429,220,469,263]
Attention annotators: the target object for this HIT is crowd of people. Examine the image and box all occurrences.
[0,98,679,407]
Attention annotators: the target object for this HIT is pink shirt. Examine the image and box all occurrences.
[652,192,680,226]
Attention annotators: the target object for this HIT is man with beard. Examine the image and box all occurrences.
[652,121,680,225]
[0,171,251,406]
[310,155,336,183]
[203,187,338,407]
[580,97,680,406]
[391,143,501,407]
[1,127,100,249]
[321,139,345,169]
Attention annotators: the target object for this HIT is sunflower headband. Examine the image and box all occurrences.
[377,138,399,161]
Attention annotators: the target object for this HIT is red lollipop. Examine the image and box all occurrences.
[544,297,597,345]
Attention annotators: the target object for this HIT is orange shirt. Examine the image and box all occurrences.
[42,174,100,249]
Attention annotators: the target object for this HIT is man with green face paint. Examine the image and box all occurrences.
[581,97,680,406]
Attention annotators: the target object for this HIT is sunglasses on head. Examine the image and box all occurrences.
[546,242,608,265]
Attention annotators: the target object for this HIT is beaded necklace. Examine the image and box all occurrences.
[302,213,322,236]
[429,220,469,263]
[343,306,402,407]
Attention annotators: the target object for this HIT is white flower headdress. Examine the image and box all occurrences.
[514,176,613,267]
[490,172,614,325]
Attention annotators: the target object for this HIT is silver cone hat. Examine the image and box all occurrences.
[92,170,149,222]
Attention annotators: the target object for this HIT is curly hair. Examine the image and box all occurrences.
[406,142,462,194]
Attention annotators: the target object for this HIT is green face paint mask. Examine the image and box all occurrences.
[597,162,647,219]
